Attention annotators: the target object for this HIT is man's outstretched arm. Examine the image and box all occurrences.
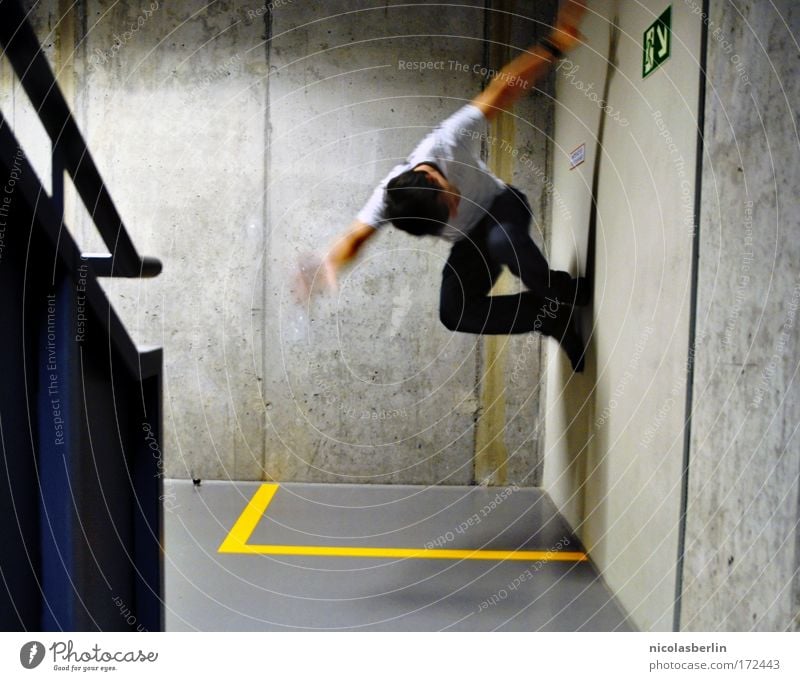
[321,220,377,288]
[472,0,587,119]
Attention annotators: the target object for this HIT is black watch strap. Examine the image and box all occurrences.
[541,37,566,61]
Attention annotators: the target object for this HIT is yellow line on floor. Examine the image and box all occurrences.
[218,483,280,553]
[218,483,588,563]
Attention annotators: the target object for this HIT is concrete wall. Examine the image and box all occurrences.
[9,0,798,631]
[542,0,799,633]
[680,0,800,632]
[262,0,556,485]
[475,0,558,489]
[70,0,269,481]
[13,0,556,485]
[0,2,60,197]
[262,0,486,484]
[543,0,702,631]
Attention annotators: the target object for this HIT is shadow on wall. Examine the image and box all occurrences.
[551,1,621,567]
[556,257,599,554]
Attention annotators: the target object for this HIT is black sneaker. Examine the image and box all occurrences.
[560,312,586,373]
[573,276,592,307]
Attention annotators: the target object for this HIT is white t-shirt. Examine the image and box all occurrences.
[355,104,506,241]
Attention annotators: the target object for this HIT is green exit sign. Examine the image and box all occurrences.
[643,6,672,78]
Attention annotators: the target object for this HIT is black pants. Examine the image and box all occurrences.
[439,185,581,342]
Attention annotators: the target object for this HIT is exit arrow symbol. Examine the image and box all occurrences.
[656,24,669,57]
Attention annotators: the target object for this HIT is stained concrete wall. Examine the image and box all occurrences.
[262,0,556,485]
[71,0,269,481]
[3,0,268,482]
[543,0,702,631]
[542,0,799,633]
[9,0,798,630]
[473,0,558,488]
[262,0,486,484]
[680,0,800,632]
[0,3,60,197]
[12,0,556,485]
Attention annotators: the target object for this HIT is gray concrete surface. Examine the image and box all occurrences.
[543,0,703,631]
[539,0,799,632]
[0,2,59,196]
[19,0,558,485]
[164,480,633,630]
[72,0,269,481]
[261,0,557,486]
[9,0,798,634]
[475,0,558,488]
[262,0,487,485]
[680,0,800,633]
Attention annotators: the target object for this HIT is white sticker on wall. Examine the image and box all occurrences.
[569,143,586,170]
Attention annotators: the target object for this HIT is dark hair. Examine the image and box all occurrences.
[384,168,448,237]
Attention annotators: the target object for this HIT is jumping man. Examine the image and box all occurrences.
[314,0,590,371]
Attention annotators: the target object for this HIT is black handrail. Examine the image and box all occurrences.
[0,111,161,378]
[0,0,161,278]
[0,1,164,630]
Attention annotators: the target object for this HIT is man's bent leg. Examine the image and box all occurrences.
[439,219,586,370]
[484,187,589,305]
[439,224,503,332]
[440,229,570,335]
[441,288,561,335]
[440,280,585,370]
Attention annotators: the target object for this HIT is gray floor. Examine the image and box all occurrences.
[165,480,633,631]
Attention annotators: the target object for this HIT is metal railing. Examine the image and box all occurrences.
[0,0,163,631]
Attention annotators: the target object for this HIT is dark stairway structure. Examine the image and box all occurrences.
[0,0,163,631]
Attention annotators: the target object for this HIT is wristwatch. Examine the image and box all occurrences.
[541,37,566,60]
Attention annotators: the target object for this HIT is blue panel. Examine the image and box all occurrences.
[37,274,78,630]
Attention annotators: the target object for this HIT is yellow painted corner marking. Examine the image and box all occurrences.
[219,483,588,562]
[218,483,280,553]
